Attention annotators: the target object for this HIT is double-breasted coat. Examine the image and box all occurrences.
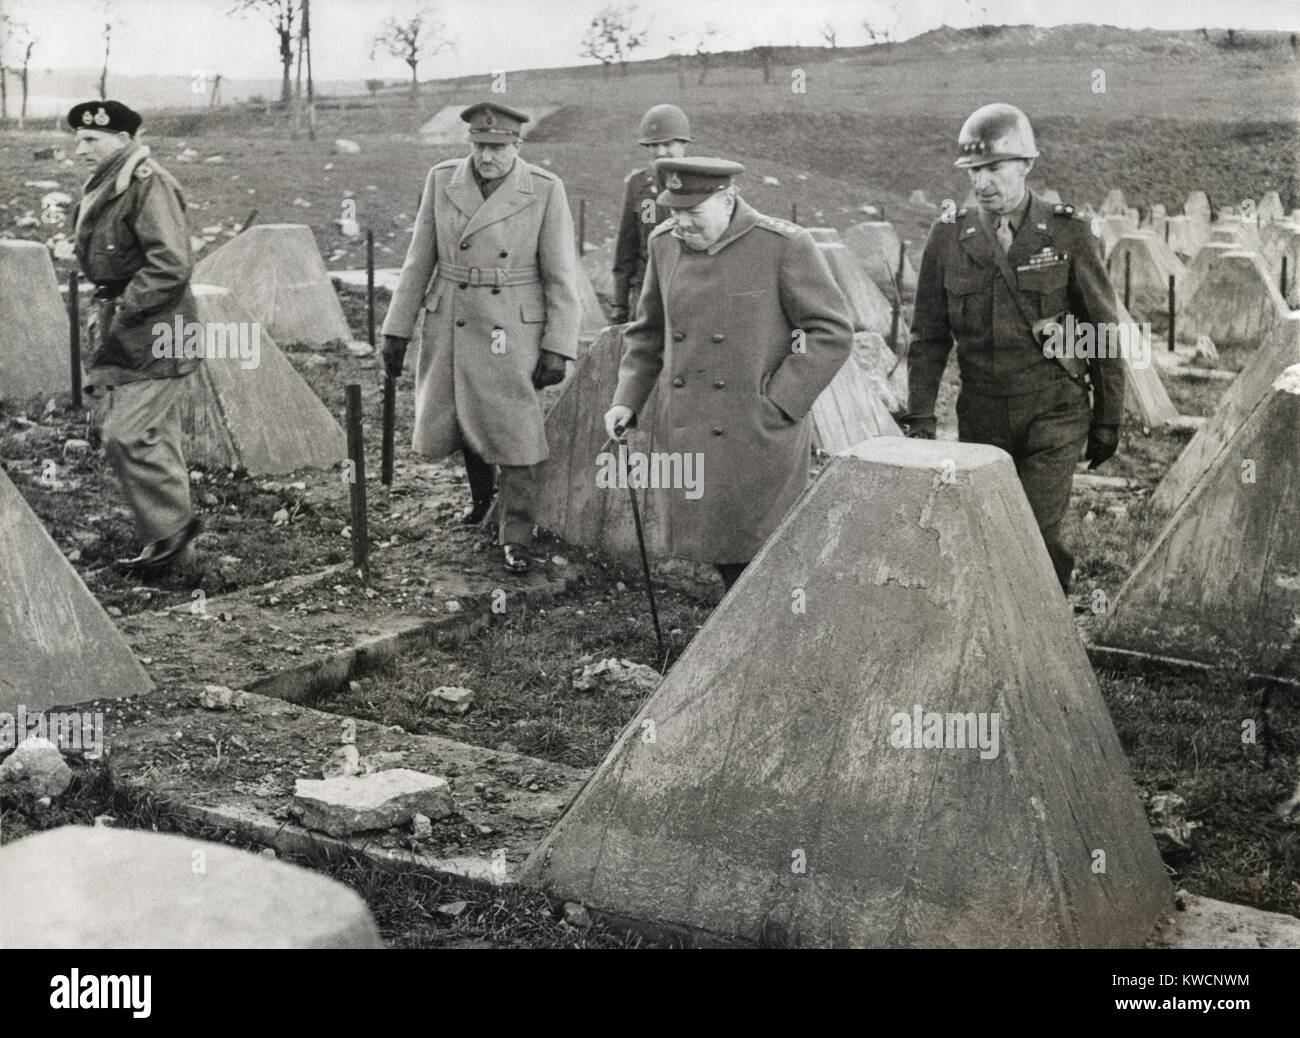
[382,155,580,467]
[614,199,853,563]
[72,145,199,391]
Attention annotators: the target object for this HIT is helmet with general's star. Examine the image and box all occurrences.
[954,103,1038,169]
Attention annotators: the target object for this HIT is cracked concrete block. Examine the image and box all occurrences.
[293,768,454,836]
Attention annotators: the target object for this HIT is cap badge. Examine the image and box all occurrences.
[93,106,110,126]
[482,109,495,127]
[666,172,683,190]
[81,110,94,125]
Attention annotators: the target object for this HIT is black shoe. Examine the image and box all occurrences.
[502,544,530,573]
[116,517,203,575]
[459,497,493,525]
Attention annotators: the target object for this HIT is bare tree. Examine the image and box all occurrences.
[230,0,301,105]
[580,5,648,78]
[754,43,775,84]
[863,3,902,48]
[819,23,838,48]
[371,3,455,103]
[693,24,720,84]
[97,1,124,100]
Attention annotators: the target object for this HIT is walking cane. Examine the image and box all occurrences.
[601,425,664,659]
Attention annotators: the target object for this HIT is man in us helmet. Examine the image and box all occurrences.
[610,104,693,323]
[902,103,1126,594]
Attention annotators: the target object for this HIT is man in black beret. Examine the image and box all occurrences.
[69,99,203,575]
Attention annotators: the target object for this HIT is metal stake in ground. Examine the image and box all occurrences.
[345,384,370,583]
[371,229,396,487]
[68,270,82,410]
[603,427,664,658]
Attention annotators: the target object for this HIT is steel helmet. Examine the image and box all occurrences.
[955,103,1039,169]
[637,104,693,145]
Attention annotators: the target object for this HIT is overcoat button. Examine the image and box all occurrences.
[460,241,469,250]
[672,332,685,341]
[491,288,500,294]
[672,377,685,387]
[459,283,468,289]
[711,334,725,342]
[499,250,508,258]
[714,380,725,389]
[711,427,723,436]
[455,319,466,327]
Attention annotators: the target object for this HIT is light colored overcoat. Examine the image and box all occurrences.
[383,155,580,465]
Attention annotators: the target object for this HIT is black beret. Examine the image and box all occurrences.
[67,100,142,136]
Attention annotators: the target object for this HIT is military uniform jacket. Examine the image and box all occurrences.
[907,191,1126,427]
[382,155,580,467]
[611,167,660,312]
[614,199,853,563]
[73,146,199,390]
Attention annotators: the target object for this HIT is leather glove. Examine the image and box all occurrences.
[1086,424,1119,470]
[382,335,408,380]
[531,349,567,389]
[902,416,936,440]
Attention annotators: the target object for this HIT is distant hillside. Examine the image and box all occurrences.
[7,68,371,122]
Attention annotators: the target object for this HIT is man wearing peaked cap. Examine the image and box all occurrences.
[67,98,203,576]
[610,104,694,323]
[605,157,853,591]
[904,102,1127,595]
[460,100,530,142]
[382,100,580,573]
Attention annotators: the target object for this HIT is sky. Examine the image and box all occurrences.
[0,0,1296,83]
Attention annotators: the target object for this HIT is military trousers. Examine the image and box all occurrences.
[464,446,539,548]
[101,375,196,545]
[956,378,1092,592]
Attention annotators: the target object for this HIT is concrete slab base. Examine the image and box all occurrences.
[1150,895,1300,949]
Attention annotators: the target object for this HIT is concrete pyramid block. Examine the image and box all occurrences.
[1180,250,1288,349]
[574,260,608,341]
[0,240,70,403]
[1179,241,1238,303]
[1,467,151,712]
[806,227,841,243]
[580,239,615,300]
[179,285,346,474]
[1108,231,1185,327]
[1258,191,1285,224]
[194,224,352,345]
[1163,214,1207,260]
[1100,188,1127,216]
[1151,313,1300,514]
[1260,222,1300,308]
[817,241,893,336]
[852,330,907,413]
[1185,191,1212,226]
[1097,359,1300,678]
[522,438,1172,946]
[809,356,902,453]
[843,221,917,302]
[1116,300,1179,428]
[0,826,381,948]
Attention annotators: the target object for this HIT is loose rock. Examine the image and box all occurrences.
[292,769,454,836]
[572,658,661,698]
[198,685,247,711]
[0,737,73,798]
